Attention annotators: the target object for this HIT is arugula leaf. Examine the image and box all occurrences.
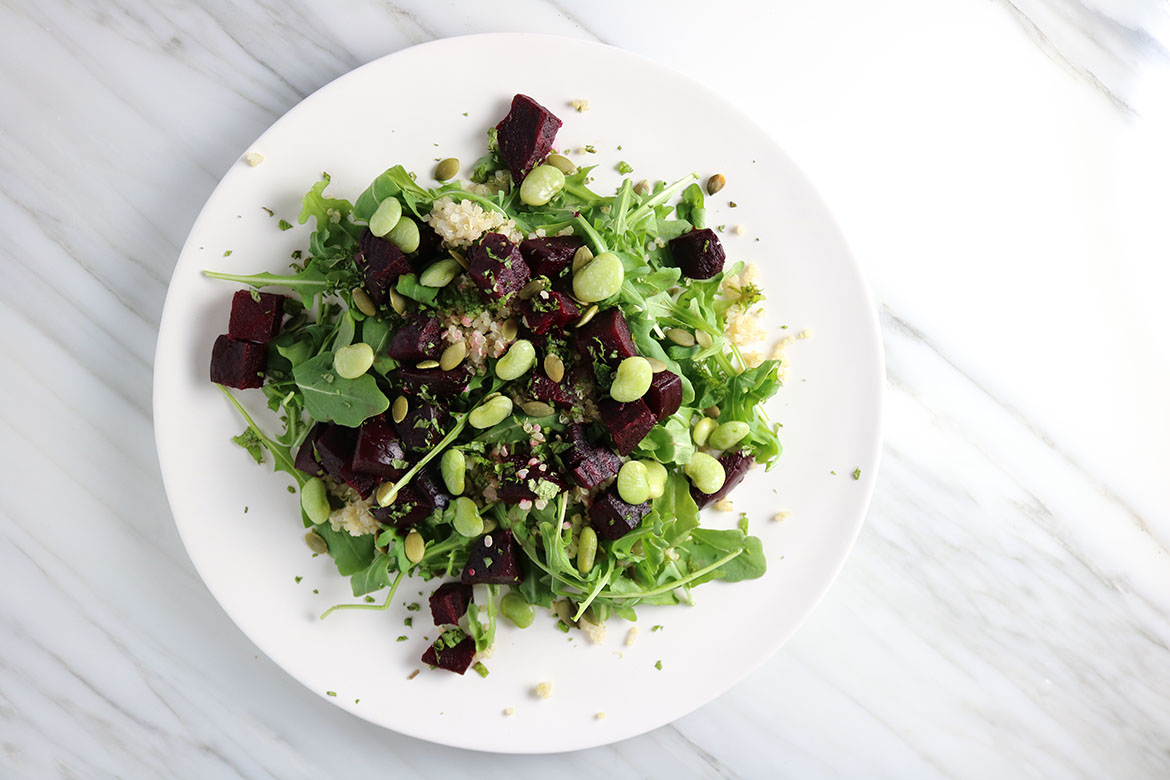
[353,165,431,223]
[232,428,265,464]
[202,267,330,309]
[679,528,766,583]
[292,352,389,427]
[313,522,377,577]
[360,316,397,375]
[349,552,395,596]
[674,183,706,229]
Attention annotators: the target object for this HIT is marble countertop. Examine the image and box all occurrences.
[2,1,1168,777]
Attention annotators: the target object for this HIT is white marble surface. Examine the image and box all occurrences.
[2,0,1168,777]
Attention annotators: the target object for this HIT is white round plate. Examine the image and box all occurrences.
[154,33,883,753]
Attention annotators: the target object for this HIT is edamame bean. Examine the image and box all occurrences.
[499,592,535,628]
[573,251,625,303]
[419,257,461,287]
[300,477,330,525]
[369,197,402,237]
[452,496,483,537]
[616,460,650,505]
[609,356,652,402]
[405,530,425,564]
[692,417,717,446]
[441,449,466,496]
[435,157,460,181]
[546,154,577,175]
[469,395,514,429]
[641,460,668,500]
[333,342,374,379]
[685,452,726,494]
[576,526,598,574]
[709,421,750,450]
[387,215,420,253]
[495,339,536,381]
[519,164,565,206]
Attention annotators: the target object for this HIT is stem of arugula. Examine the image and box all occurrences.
[218,386,306,488]
[319,570,405,620]
[599,548,744,600]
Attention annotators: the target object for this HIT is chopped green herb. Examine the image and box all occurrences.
[262,206,274,217]
[326,690,337,697]
[223,250,232,256]
[556,620,570,633]
[852,468,861,480]
[617,161,633,175]
[295,576,303,584]
[396,635,408,642]
[404,617,413,627]
[473,662,490,678]
[651,625,663,632]
[365,596,375,603]
[406,603,421,612]
[278,219,293,231]
[654,660,663,670]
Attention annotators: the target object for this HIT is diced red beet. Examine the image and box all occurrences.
[429,583,472,626]
[421,631,476,675]
[407,223,445,269]
[497,455,567,503]
[294,424,325,477]
[339,463,380,499]
[394,402,450,452]
[518,290,579,336]
[589,489,650,541]
[562,424,622,489]
[467,233,530,301]
[692,450,756,509]
[668,228,726,280]
[369,467,450,528]
[599,398,657,456]
[644,371,683,422]
[357,229,412,305]
[228,290,286,343]
[528,371,576,408]
[395,363,473,397]
[519,235,581,280]
[210,334,267,389]
[351,415,408,479]
[495,94,563,182]
[388,316,444,362]
[576,307,637,366]
[462,530,523,585]
[313,424,358,481]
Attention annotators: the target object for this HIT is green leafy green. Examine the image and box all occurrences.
[292,352,389,427]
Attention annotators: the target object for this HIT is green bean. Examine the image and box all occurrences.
[685,452,726,494]
[641,460,668,500]
[499,592,535,628]
[692,417,717,446]
[616,460,650,505]
[576,526,598,574]
[709,421,750,450]
[441,449,466,496]
[419,257,461,287]
[333,342,374,379]
[387,215,421,253]
[369,197,402,237]
[572,251,624,302]
[519,164,566,206]
[495,339,536,381]
[300,477,330,525]
[469,395,513,429]
[609,356,652,402]
[452,496,484,537]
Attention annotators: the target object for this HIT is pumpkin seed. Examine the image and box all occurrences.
[706,173,726,195]
[575,304,599,328]
[695,329,714,348]
[405,530,425,564]
[304,530,328,554]
[376,481,398,507]
[501,318,519,342]
[392,395,408,423]
[633,179,652,196]
[646,357,668,373]
[439,341,467,371]
[416,359,440,369]
[546,153,577,175]
[389,288,407,315]
[666,328,696,347]
[449,249,469,269]
[518,279,546,300]
[704,405,722,419]
[521,400,556,417]
[435,157,460,181]
[572,245,594,272]
[544,353,565,383]
[351,287,377,317]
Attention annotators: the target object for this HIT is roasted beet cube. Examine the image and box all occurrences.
[519,235,581,280]
[599,398,657,456]
[339,463,380,500]
[228,290,286,343]
[394,403,450,452]
[429,582,473,626]
[467,233,530,301]
[407,222,445,269]
[351,415,408,479]
[529,371,576,408]
[497,456,566,503]
[294,424,325,477]
[210,334,267,389]
[421,630,477,675]
[388,315,443,362]
[644,371,683,422]
[495,93,563,182]
[692,450,755,509]
[668,228,726,280]
[313,424,358,481]
[576,307,637,366]
[396,363,473,397]
[462,530,523,585]
[589,489,650,541]
[357,229,412,305]
[369,467,449,528]
[562,424,622,489]
[519,290,579,336]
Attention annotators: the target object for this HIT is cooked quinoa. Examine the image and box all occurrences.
[425,196,523,247]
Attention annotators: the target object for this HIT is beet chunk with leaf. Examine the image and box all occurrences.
[396,363,473,397]
[518,290,579,336]
[495,93,563,182]
[692,450,755,509]
[339,462,380,500]
[394,402,450,452]
[497,455,567,503]
[589,489,650,541]
[210,334,267,389]
[388,315,443,362]
[668,228,726,280]
[370,467,449,528]
[562,425,622,490]
[462,530,523,585]
[519,235,581,280]
[294,424,326,477]
[529,371,576,408]
[599,398,657,456]
[351,415,408,479]
[467,233,530,301]
[429,583,472,626]
[228,290,286,343]
[357,229,412,305]
[312,424,358,481]
[644,370,683,422]
[421,629,477,675]
[576,307,637,366]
